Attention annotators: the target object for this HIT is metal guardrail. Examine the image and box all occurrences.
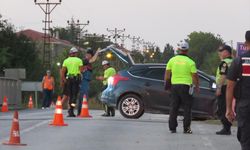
[0,77,22,108]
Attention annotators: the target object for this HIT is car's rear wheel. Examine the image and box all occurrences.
[118,94,144,119]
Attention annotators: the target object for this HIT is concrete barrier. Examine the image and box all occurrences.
[0,77,22,108]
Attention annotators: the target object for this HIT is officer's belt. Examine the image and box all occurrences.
[66,74,80,79]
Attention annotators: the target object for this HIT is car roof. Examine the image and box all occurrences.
[132,63,166,67]
[129,63,215,81]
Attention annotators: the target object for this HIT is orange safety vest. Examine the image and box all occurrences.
[43,75,54,90]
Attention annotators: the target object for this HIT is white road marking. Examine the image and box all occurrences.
[0,120,50,142]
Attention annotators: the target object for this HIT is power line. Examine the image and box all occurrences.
[129,36,140,51]
[34,0,62,69]
[119,34,130,48]
[67,18,89,49]
[106,28,125,44]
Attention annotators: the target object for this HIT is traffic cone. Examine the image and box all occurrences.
[1,96,9,112]
[78,95,92,118]
[3,111,27,146]
[28,96,33,109]
[49,96,68,126]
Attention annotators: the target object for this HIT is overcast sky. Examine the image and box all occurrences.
[0,0,250,50]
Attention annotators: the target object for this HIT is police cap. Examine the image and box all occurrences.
[218,45,232,54]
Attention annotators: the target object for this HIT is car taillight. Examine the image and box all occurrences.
[108,74,128,86]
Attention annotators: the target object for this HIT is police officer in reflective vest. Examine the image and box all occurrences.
[226,30,250,150]
[165,40,199,134]
[215,45,233,135]
[61,47,83,117]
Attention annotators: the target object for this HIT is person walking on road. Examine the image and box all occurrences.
[226,30,250,150]
[77,48,100,116]
[61,47,83,117]
[96,60,116,117]
[215,45,233,135]
[165,40,199,134]
[41,70,55,109]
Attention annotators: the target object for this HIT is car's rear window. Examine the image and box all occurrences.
[129,66,165,80]
[129,67,149,76]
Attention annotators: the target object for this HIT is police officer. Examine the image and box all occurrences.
[77,48,100,116]
[226,30,250,150]
[215,45,233,135]
[61,47,83,117]
[96,60,116,117]
[165,40,199,134]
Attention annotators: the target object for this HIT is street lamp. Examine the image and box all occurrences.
[56,62,61,67]
[106,53,112,59]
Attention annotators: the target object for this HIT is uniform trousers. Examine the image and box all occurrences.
[169,84,193,131]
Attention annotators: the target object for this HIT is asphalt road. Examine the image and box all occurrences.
[0,109,240,150]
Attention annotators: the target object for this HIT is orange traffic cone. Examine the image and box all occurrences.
[1,96,9,112]
[78,95,92,118]
[49,96,68,126]
[3,111,27,146]
[28,96,33,109]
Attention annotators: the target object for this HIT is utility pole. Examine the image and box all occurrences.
[137,39,144,51]
[106,28,125,44]
[148,42,155,51]
[34,0,62,69]
[119,34,130,48]
[67,19,89,49]
[142,41,149,52]
[129,36,140,51]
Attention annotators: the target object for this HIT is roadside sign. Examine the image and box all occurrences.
[237,42,248,56]
[21,81,42,108]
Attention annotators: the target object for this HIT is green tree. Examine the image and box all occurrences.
[0,14,43,80]
[131,50,144,63]
[162,43,175,63]
[52,18,79,45]
[153,46,162,63]
[200,52,220,74]
[0,47,11,69]
[188,31,223,74]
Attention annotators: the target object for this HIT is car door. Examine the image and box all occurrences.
[192,74,217,117]
[99,45,135,66]
[141,67,171,112]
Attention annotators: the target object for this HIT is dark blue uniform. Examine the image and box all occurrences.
[227,50,250,150]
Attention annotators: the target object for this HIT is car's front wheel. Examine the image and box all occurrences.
[118,94,144,119]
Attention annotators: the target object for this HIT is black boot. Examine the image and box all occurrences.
[110,107,115,117]
[102,105,110,117]
[67,109,76,117]
[184,127,192,134]
[77,109,81,116]
[216,128,231,135]
[101,113,110,117]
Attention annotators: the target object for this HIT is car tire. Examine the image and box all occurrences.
[118,94,144,119]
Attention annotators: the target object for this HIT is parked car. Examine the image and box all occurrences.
[100,46,217,119]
